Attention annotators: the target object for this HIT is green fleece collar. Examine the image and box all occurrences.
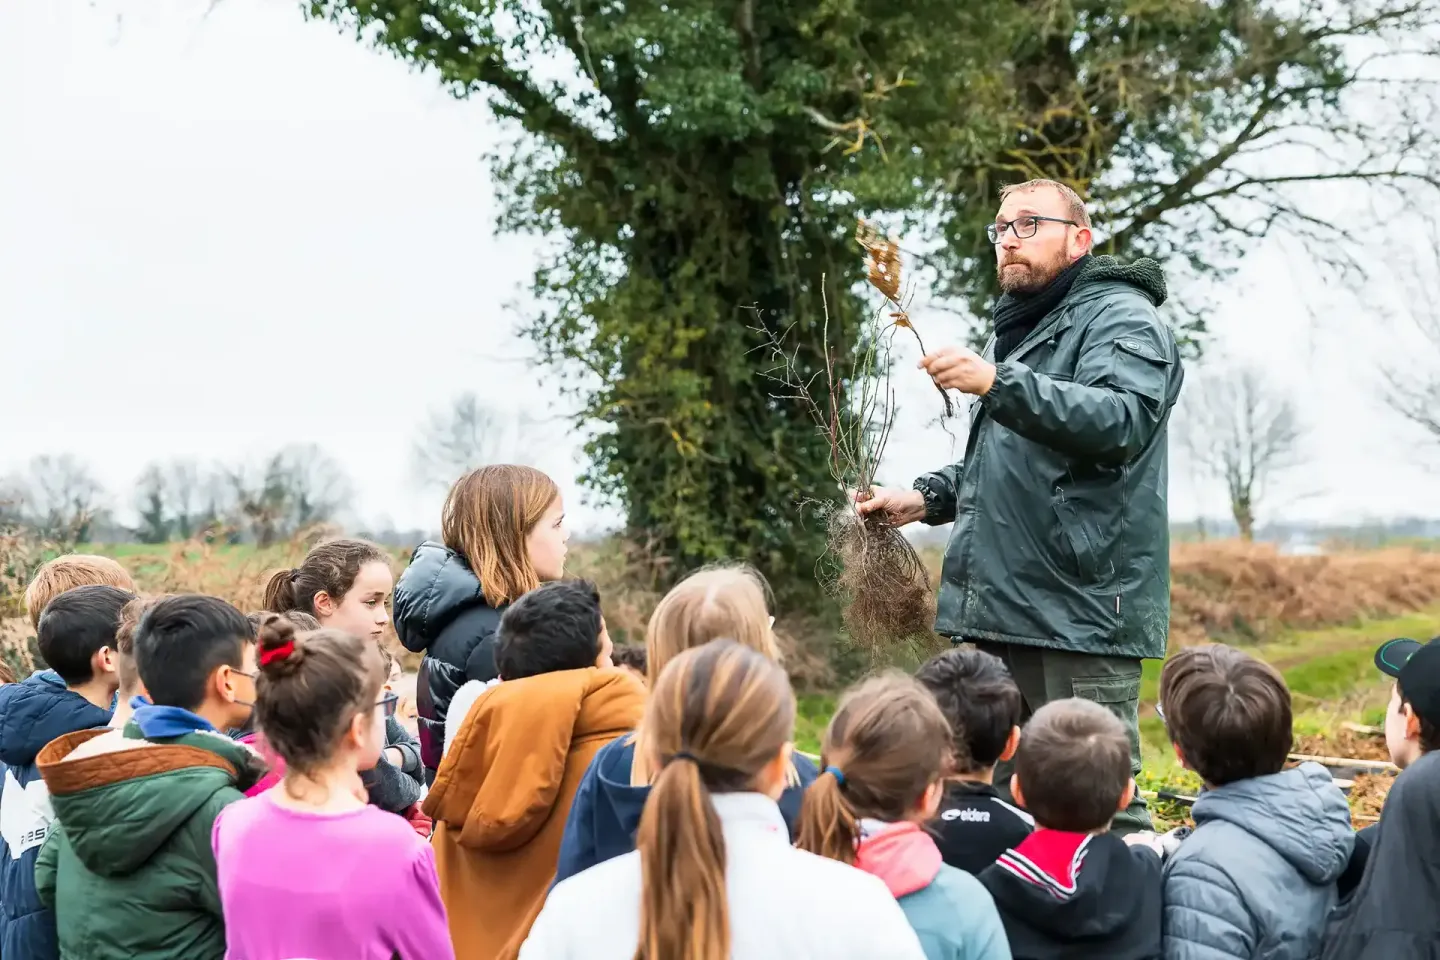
[1073,255,1167,306]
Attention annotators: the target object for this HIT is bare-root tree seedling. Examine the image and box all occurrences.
[756,221,952,654]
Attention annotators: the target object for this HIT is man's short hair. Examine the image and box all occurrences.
[495,579,604,680]
[1158,644,1292,786]
[914,647,1022,772]
[1014,698,1131,832]
[37,585,136,686]
[134,595,253,711]
[26,555,136,629]
[998,178,1092,228]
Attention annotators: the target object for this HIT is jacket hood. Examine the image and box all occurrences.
[0,672,111,766]
[985,830,1155,939]
[590,735,653,840]
[1074,254,1167,307]
[424,667,645,851]
[855,821,942,898]
[1192,761,1354,884]
[393,541,490,653]
[37,726,263,876]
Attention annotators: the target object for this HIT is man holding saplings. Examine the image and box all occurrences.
[859,178,1184,832]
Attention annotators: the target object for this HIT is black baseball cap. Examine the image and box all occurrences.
[1374,637,1440,724]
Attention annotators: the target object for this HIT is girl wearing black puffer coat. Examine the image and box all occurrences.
[393,465,569,783]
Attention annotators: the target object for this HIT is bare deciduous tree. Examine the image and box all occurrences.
[225,446,355,546]
[1179,365,1306,542]
[4,455,105,542]
[1379,219,1440,450]
[411,392,543,490]
[130,458,211,542]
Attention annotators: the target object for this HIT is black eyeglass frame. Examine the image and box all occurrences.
[987,215,1079,243]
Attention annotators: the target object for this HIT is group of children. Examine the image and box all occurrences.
[0,462,1435,959]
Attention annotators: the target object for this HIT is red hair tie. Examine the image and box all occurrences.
[260,640,296,667]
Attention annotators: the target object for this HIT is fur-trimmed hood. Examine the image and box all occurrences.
[38,725,264,876]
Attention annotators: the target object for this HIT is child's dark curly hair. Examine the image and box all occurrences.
[611,644,648,678]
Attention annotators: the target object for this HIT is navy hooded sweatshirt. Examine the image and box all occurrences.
[0,672,112,959]
[552,734,817,886]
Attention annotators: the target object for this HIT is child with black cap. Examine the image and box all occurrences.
[1317,637,1440,958]
[1334,636,1440,900]
[1375,636,1440,771]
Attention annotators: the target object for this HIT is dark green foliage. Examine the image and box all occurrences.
[306,0,1008,602]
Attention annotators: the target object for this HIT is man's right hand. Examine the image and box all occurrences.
[854,486,927,527]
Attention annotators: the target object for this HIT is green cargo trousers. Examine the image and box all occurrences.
[972,641,1153,835]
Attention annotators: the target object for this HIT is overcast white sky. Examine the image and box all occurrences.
[2,0,1437,534]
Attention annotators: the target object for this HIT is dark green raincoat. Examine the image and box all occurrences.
[917,257,1184,660]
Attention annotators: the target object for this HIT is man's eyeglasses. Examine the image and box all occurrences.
[987,215,1078,243]
[377,691,400,719]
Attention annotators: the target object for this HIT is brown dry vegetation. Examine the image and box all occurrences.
[4,536,1440,691]
[1167,542,1440,647]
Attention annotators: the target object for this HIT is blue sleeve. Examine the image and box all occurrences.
[777,752,818,839]
[551,757,602,887]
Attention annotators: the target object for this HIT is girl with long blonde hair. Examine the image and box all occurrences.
[552,564,817,885]
[521,641,923,960]
[392,465,569,782]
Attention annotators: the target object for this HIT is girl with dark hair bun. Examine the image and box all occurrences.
[212,615,454,960]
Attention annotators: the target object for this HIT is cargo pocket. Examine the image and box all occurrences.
[1071,674,1142,774]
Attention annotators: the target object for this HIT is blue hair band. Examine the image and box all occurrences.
[825,765,846,786]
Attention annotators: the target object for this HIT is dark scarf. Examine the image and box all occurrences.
[992,253,1092,362]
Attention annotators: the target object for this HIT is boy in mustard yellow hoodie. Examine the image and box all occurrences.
[424,579,642,960]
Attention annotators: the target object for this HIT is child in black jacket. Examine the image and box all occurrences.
[979,698,1161,960]
[916,647,1032,875]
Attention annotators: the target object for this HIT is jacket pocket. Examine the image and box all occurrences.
[1051,488,1099,583]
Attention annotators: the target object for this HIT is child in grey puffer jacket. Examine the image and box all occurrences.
[1162,762,1353,960]
[1157,645,1354,960]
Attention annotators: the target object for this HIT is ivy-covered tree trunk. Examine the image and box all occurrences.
[308,0,1004,602]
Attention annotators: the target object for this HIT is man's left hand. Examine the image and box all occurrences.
[919,346,997,396]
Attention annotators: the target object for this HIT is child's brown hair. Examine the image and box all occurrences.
[254,614,385,784]
[263,539,388,619]
[25,555,135,629]
[117,594,173,697]
[442,465,559,606]
[1159,643,1292,785]
[632,639,795,960]
[246,610,320,636]
[796,673,951,864]
[1014,698,1131,832]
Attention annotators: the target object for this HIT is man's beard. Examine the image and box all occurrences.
[997,250,1068,295]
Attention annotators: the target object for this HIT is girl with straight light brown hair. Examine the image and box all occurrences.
[797,675,1011,960]
[551,565,816,885]
[391,464,570,782]
[521,640,923,960]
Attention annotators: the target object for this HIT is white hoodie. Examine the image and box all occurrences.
[442,677,502,758]
[519,792,927,960]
